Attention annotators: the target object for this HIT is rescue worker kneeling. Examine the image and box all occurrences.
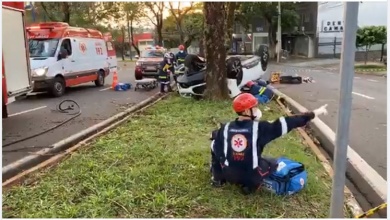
[158,53,175,93]
[210,93,328,194]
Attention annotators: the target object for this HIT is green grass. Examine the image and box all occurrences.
[2,95,341,218]
[355,64,387,72]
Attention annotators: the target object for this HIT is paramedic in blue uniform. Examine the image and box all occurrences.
[158,53,174,93]
[210,93,328,194]
[243,81,274,104]
[176,45,188,65]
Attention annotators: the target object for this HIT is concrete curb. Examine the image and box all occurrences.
[2,92,167,182]
[272,89,387,214]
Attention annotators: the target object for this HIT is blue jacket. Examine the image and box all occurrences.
[176,51,188,64]
[210,113,314,173]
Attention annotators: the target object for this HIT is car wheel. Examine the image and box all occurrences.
[50,76,66,97]
[95,70,105,87]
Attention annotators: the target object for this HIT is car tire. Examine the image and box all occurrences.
[258,44,269,71]
[95,70,105,87]
[50,76,66,97]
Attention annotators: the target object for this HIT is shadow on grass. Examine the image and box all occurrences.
[2,95,344,218]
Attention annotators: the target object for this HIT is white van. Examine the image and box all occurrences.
[26,22,117,97]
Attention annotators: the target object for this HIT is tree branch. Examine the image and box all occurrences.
[40,2,58,22]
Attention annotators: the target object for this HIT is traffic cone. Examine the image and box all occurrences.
[111,71,118,89]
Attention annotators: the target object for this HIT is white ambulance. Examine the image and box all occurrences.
[26,22,117,97]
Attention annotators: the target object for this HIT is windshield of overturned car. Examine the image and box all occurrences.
[141,50,164,58]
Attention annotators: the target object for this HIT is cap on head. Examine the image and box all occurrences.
[178,45,185,50]
[232,93,258,113]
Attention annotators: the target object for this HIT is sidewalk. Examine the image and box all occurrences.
[2,95,349,218]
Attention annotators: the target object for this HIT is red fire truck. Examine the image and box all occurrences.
[2,2,32,118]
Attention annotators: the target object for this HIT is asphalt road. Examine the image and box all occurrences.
[264,63,387,179]
[2,61,158,166]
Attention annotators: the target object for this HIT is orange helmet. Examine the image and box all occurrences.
[178,45,185,50]
[232,93,258,113]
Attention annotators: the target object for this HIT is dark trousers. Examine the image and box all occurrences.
[159,81,172,93]
[211,151,278,191]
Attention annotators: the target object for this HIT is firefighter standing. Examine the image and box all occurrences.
[158,53,174,93]
[210,93,328,194]
[176,45,188,65]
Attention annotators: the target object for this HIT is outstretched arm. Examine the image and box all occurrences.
[259,104,328,145]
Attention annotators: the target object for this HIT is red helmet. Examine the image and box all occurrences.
[232,93,258,113]
[178,45,185,50]
[246,81,255,87]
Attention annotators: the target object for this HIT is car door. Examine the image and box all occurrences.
[58,38,76,80]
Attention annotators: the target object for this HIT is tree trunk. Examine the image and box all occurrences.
[364,46,368,65]
[130,20,140,56]
[121,27,125,61]
[199,38,205,57]
[203,2,230,101]
[380,43,384,62]
[267,23,277,59]
[126,12,132,60]
[225,2,237,50]
[156,15,164,46]
[62,2,70,23]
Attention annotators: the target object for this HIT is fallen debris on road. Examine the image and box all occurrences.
[3,95,350,218]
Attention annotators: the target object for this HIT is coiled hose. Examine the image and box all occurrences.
[2,100,81,150]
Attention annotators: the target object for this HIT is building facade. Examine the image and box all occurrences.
[316,1,387,58]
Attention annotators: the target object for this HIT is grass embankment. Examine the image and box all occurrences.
[355,63,387,74]
[3,95,341,218]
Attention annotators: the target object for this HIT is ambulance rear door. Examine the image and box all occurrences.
[103,33,117,74]
[2,5,32,98]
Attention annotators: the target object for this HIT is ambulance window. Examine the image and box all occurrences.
[60,39,72,56]
[106,42,113,50]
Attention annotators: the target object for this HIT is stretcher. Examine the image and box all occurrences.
[134,78,158,91]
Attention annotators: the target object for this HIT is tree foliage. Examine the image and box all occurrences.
[143,2,165,45]
[166,2,195,44]
[162,3,203,50]
[122,2,145,56]
[36,2,111,28]
[356,25,387,64]
[237,2,299,57]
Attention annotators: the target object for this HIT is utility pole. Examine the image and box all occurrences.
[329,2,359,218]
[276,2,282,63]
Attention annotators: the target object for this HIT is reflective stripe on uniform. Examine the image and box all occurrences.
[279,117,288,135]
[252,121,259,169]
[223,122,230,166]
[159,76,167,79]
[258,87,266,95]
[210,140,215,152]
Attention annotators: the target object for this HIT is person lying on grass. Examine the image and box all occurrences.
[210,93,328,195]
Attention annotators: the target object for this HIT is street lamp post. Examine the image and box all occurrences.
[329,2,359,218]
